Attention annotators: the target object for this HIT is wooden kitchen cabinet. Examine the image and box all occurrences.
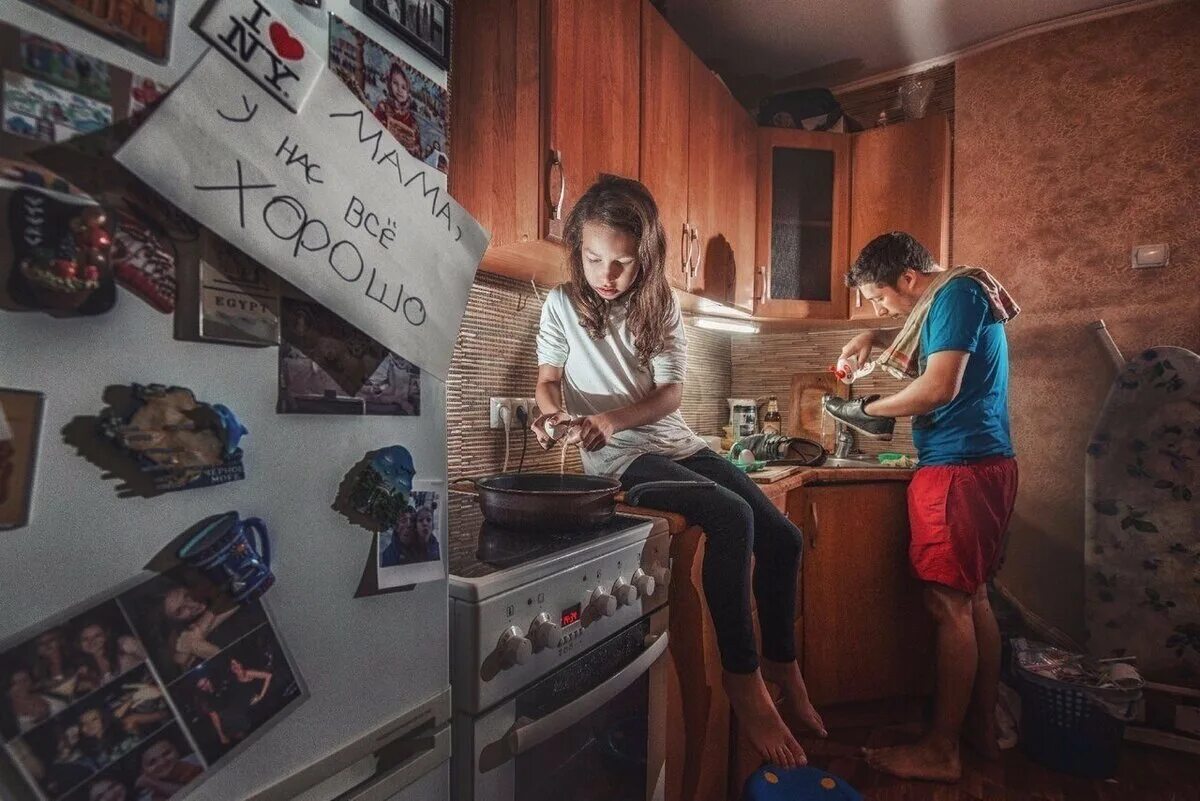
[752,128,851,319]
[848,115,952,319]
[449,0,641,285]
[788,481,933,704]
[640,1,757,302]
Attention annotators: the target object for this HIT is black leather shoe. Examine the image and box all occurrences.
[823,395,895,441]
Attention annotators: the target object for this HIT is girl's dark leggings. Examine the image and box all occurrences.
[620,449,802,674]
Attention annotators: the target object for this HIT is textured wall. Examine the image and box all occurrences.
[954,2,1200,639]
[446,273,732,479]
[731,330,915,457]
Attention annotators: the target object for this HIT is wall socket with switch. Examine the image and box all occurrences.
[490,397,538,429]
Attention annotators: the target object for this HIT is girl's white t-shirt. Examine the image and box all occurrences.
[536,285,707,478]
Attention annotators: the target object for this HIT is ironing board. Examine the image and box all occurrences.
[1084,347,1200,686]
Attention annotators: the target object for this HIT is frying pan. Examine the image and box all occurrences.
[451,473,622,531]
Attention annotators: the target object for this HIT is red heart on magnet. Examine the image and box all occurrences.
[268,22,305,61]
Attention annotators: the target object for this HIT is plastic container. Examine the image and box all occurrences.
[1015,670,1134,779]
[831,356,876,385]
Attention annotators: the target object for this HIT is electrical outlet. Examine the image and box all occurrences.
[489,397,538,429]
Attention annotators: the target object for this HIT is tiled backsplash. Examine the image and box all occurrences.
[731,331,916,458]
[446,273,732,479]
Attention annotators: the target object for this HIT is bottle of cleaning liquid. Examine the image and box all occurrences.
[830,355,876,385]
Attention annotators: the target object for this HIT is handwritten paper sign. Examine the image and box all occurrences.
[116,50,489,379]
[194,0,323,113]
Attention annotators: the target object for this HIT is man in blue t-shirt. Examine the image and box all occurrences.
[832,232,1019,783]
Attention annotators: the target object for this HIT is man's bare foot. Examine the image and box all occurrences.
[723,670,807,768]
[963,709,1001,761]
[865,737,962,783]
[760,659,827,738]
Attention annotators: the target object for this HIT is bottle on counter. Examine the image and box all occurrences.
[831,355,877,385]
[761,396,782,435]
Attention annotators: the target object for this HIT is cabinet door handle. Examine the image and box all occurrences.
[855,288,863,309]
[680,221,691,280]
[547,149,566,221]
[689,225,700,277]
[809,502,818,550]
[753,266,765,301]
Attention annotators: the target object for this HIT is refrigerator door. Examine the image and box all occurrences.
[1,287,449,799]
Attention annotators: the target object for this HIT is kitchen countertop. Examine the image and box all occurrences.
[753,464,914,500]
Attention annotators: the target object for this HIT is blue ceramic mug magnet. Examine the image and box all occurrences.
[178,512,274,603]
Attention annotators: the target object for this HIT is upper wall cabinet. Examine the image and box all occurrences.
[752,128,851,319]
[640,1,756,305]
[449,0,641,285]
[847,115,952,320]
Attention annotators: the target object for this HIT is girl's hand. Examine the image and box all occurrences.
[841,332,875,366]
[571,415,616,452]
[532,411,572,450]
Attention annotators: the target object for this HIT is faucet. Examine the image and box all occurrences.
[821,394,856,458]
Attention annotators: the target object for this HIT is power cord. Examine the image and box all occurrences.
[499,405,512,473]
[516,407,530,473]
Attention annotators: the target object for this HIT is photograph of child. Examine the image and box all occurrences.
[0,388,44,531]
[18,0,175,63]
[168,626,300,763]
[377,482,445,589]
[328,14,449,173]
[117,567,268,684]
[278,297,421,416]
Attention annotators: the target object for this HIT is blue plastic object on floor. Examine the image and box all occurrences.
[742,765,863,801]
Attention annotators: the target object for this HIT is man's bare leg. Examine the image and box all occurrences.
[963,584,1002,759]
[866,584,974,782]
[760,658,828,738]
[723,669,808,768]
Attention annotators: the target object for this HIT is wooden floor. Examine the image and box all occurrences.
[789,702,1200,801]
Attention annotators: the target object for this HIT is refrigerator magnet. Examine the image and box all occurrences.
[6,188,117,315]
[346,445,416,530]
[376,479,445,589]
[97,384,249,494]
[0,388,45,530]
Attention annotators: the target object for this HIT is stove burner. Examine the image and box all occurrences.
[475,522,601,569]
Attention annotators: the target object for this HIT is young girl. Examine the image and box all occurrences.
[532,176,825,768]
[372,64,422,159]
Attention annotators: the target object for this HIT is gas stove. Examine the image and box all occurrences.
[447,492,671,714]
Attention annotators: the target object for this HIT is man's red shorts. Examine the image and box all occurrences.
[907,456,1019,594]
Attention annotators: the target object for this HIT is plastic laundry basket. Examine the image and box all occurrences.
[1016,670,1136,779]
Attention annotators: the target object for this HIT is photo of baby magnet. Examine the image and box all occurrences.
[178,512,274,604]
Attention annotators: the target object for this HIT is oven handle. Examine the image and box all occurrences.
[505,631,669,756]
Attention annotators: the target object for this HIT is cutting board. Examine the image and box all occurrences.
[788,371,849,451]
[751,465,801,484]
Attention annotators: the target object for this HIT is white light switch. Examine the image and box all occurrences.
[1131,243,1169,269]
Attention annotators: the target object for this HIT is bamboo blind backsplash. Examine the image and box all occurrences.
[730,331,916,457]
[446,273,732,479]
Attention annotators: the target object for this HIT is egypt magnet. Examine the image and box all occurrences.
[98,384,248,493]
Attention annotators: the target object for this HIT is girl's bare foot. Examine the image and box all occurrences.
[723,670,807,769]
[760,659,828,738]
[865,736,962,782]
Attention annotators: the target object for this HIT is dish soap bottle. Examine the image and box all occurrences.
[831,355,876,385]
[762,396,782,435]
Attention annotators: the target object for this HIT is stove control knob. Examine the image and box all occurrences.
[588,586,617,619]
[648,564,671,595]
[612,576,638,606]
[498,625,532,667]
[528,613,561,651]
[631,568,656,599]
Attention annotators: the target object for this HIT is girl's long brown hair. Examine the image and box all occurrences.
[562,177,673,366]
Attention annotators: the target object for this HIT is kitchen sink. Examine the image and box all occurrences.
[819,456,887,468]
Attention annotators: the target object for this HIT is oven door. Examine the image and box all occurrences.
[456,607,669,801]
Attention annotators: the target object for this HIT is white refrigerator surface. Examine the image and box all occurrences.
[1,294,450,800]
